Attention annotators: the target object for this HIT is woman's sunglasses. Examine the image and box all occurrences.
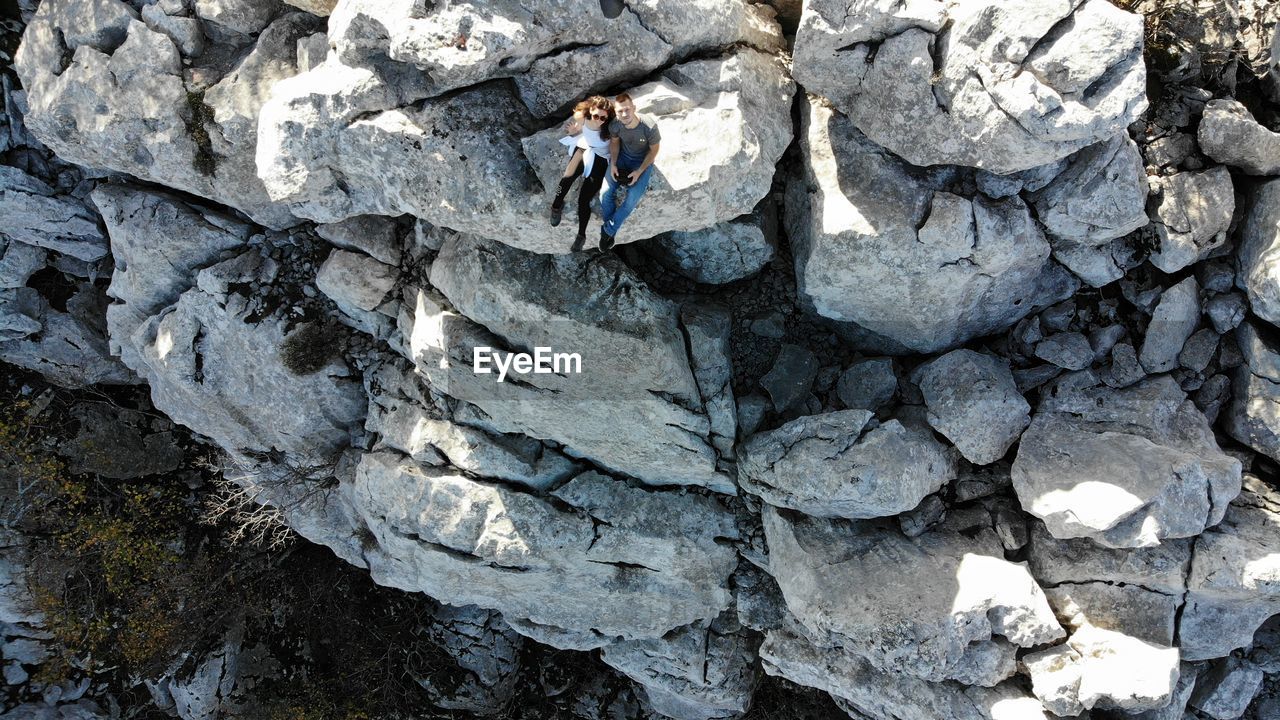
[590,112,609,121]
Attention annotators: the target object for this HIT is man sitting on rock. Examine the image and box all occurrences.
[600,93,661,250]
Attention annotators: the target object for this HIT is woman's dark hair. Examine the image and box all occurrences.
[582,95,614,139]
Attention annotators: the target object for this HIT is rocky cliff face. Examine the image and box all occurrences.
[3,0,1280,718]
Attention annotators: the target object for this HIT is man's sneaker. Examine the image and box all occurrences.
[600,0,625,18]
[571,232,587,253]
[599,229,616,251]
[549,203,563,227]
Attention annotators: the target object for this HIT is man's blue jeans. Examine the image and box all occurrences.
[601,151,653,237]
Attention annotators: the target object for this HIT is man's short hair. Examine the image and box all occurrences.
[614,92,633,104]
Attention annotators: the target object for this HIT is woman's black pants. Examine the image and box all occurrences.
[554,158,608,236]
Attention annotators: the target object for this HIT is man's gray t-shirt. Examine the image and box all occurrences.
[609,116,661,159]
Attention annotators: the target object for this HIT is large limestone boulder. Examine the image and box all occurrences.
[309,454,740,644]
[96,185,363,466]
[404,233,734,492]
[1022,626,1180,714]
[121,254,367,466]
[739,410,955,519]
[329,0,781,115]
[788,95,1077,353]
[791,0,1147,174]
[1012,372,1241,548]
[93,185,254,368]
[1027,522,1189,646]
[760,621,1051,720]
[14,0,304,228]
[258,48,795,252]
[1180,474,1280,660]
[1238,178,1280,327]
[762,506,1063,686]
[1198,98,1280,176]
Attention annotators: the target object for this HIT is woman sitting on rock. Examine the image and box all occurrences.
[548,95,614,252]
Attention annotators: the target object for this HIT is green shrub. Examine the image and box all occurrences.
[281,322,339,376]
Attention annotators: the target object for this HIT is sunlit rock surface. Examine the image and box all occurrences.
[10,0,1280,716]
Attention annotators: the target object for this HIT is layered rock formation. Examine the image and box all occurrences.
[5,0,1280,717]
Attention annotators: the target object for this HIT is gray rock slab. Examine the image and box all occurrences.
[681,303,738,463]
[1179,328,1220,372]
[259,48,794,252]
[1227,322,1280,462]
[760,621,1052,720]
[792,0,1147,173]
[1043,582,1179,647]
[1181,475,1280,660]
[1027,521,1191,594]
[1189,657,1264,720]
[1042,625,1181,713]
[0,167,106,261]
[327,0,781,111]
[125,262,366,467]
[652,216,774,285]
[1207,292,1247,334]
[1012,372,1241,548]
[740,410,955,520]
[1239,178,1280,327]
[314,214,401,266]
[788,95,1078,354]
[316,249,397,313]
[835,357,896,411]
[365,362,580,492]
[760,343,817,412]
[1033,133,1149,247]
[0,240,46,290]
[600,617,757,720]
[762,507,1062,685]
[912,349,1030,465]
[1140,277,1201,373]
[319,456,740,643]
[15,4,301,227]
[1035,332,1095,371]
[0,284,136,388]
[417,233,733,492]
[1148,167,1235,273]
[1199,98,1280,175]
[94,184,254,371]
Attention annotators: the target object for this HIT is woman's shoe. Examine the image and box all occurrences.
[600,0,625,18]
[549,203,563,227]
[571,232,587,252]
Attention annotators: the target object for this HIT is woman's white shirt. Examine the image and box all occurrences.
[559,121,611,176]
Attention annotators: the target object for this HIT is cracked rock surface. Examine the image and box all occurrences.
[6,0,1280,717]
